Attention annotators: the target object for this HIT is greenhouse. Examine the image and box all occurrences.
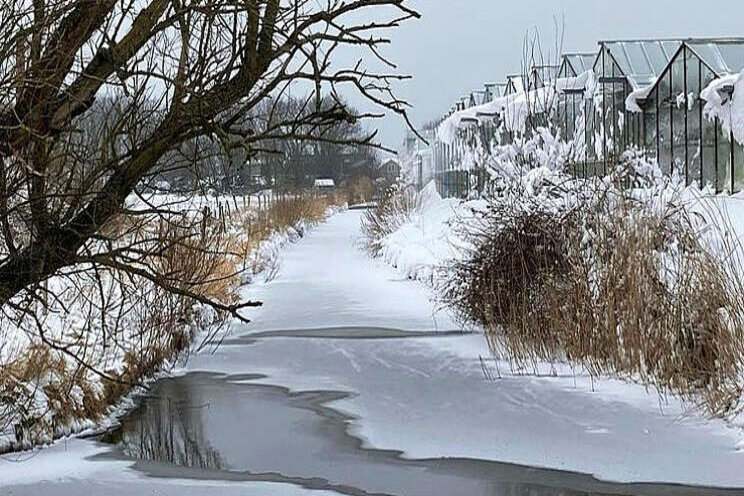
[556,52,596,143]
[485,82,508,101]
[630,38,744,192]
[584,39,682,174]
[430,35,744,199]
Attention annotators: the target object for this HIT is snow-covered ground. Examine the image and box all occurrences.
[3,210,744,492]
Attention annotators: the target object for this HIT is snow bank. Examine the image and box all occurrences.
[0,193,338,453]
[377,182,477,282]
[383,152,744,285]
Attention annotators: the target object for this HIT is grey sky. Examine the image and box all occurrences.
[358,0,744,150]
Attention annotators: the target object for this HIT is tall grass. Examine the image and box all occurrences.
[441,166,744,417]
[361,184,419,257]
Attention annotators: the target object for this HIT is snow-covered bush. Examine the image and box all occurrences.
[440,145,744,416]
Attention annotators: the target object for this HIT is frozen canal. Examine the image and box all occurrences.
[3,210,744,495]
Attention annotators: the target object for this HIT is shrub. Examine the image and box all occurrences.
[441,161,744,416]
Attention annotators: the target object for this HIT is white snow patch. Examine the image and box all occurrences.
[702,71,744,146]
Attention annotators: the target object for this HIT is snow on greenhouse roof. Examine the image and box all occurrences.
[598,39,682,88]
[438,73,596,145]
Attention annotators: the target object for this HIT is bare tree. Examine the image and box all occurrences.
[0,0,419,314]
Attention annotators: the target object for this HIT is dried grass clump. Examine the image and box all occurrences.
[362,184,419,257]
[443,188,744,416]
[268,195,331,229]
[441,202,578,362]
[154,224,242,305]
[0,344,105,448]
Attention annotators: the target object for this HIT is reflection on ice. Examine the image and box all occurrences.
[104,377,223,471]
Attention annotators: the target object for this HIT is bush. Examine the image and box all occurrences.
[441,162,744,416]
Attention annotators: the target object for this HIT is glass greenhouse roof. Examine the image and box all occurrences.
[505,74,525,94]
[493,83,507,97]
[599,40,682,88]
[561,53,597,76]
[484,83,508,100]
[530,65,559,89]
[470,90,488,106]
[686,39,744,76]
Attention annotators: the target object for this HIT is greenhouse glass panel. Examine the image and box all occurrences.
[717,126,731,193]
[735,140,744,193]
[701,66,719,189]
[623,43,652,77]
[687,43,728,74]
[670,55,687,179]
[715,44,744,75]
[686,50,703,187]
[658,70,672,175]
[628,110,643,150]
[612,41,682,88]
[563,97,577,141]
[596,53,627,162]
[644,105,657,156]
[585,99,597,162]
[613,83,628,155]
[565,54,596,74]
[661,41,683,62]
[559,59,576,79]
[572,95,582,142]
[602,48,624,77]
[644,43,670,74]
[606,44,632,77]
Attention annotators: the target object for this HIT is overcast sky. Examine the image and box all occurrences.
[354,0,744,150]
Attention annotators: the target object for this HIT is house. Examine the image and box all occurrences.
[314,178,336,193]
[379,159,401,183]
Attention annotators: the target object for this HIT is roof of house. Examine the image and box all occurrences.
[314,179,335,188]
